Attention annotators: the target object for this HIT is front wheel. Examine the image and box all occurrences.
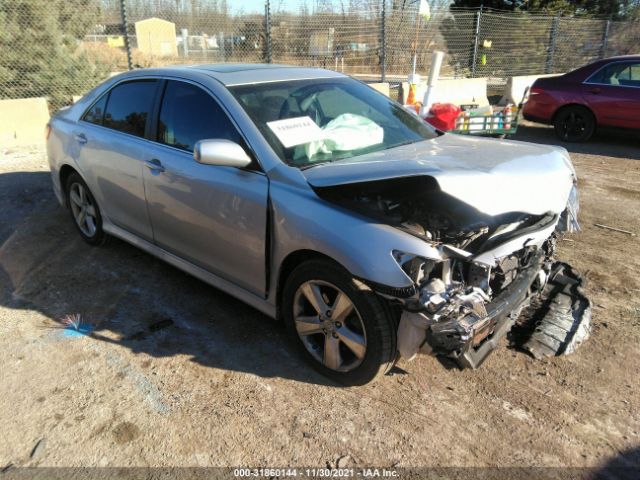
[554,106,595,142]
[282,259,397,385]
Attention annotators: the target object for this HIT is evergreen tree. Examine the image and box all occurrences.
[450,0,635,18]
[0,0,108,109]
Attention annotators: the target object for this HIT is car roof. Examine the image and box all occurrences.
[586,55,640,69]
[603,54,640,62]
[149,63,347,86]
[563,54,640,80]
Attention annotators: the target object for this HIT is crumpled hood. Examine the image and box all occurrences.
[303,133,576,217]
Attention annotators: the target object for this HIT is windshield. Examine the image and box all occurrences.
[229,78,438,168]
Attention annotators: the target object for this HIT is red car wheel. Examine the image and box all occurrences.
[554,106,596,142]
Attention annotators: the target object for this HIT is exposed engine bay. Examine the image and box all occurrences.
[315,175,591,368]
[316,176,557,250]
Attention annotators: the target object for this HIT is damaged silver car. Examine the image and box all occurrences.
[47,64,591,385]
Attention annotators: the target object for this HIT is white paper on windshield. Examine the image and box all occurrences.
[266,116,324,148]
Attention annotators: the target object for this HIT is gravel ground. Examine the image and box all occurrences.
[0,123,638,475]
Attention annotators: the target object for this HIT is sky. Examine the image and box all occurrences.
[232,0,452,15]
[233,0,301,14]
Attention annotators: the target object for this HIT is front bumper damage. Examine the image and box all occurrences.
[393,200,591,368]
[397,250,591,368]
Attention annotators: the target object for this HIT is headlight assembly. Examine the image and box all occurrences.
[392,250,439,284]
[557,183,581,234]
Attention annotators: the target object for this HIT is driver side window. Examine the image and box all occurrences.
[158,80,241,152]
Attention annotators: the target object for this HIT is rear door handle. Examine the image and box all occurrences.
[74,133,87,144]
[145,158,165,173]
[587,87,601,94]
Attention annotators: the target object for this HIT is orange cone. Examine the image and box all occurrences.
[407,83,417,106]
[406,83,422,113]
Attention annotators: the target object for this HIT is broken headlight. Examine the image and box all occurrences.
[392,250,438,285]
[557,183,581,234]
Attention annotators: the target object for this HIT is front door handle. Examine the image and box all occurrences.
[74,133,87,144]
[145,158,165,173]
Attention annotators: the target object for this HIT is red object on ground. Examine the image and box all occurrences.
[424,103,462,131]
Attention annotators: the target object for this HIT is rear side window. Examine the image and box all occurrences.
[158,80,241,152]
[82,95,107,125]
[587,62,640,87]
[103,80,159,138]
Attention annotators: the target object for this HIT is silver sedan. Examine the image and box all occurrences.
[47,64,590,384]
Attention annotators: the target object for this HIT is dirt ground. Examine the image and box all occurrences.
[0,122,638,475]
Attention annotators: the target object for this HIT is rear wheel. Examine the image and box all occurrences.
[282,259,397,385]
[554,106,595,142]
[65,172,105,245]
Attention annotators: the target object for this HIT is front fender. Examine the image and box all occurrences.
[269,180,443,297]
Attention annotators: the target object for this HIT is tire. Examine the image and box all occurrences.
[554,105,595,142]
[65,172,106,245]
[282,259,397,385]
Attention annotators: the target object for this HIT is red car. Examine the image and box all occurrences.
[523,55,640,142]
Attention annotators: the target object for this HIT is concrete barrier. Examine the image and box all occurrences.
[499,73,563,105]
[367,82,390,97]
[401,77,490,107]
[0,97,50,147]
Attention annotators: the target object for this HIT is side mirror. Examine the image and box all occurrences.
[194,139,252,168]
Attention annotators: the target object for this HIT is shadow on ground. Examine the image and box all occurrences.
[593,447,640,480]
[0,171,333,387]
[513,123,640,161]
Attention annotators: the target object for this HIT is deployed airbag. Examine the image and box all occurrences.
[304,113,384,159]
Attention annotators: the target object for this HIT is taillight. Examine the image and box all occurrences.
[45,124,51,141]
[529,86,544,96]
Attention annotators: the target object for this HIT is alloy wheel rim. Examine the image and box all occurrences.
[293,280,367,372]
[69,182,97,237]
[562,113,586,140]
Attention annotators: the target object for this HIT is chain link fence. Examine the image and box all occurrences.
[1,0,639,110]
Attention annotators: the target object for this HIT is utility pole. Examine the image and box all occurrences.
[601,20,611,59]
[471,6,483,77]
[380,0,386,82]
[264,0,272,63]
[546,16,559,74]
[119,0,133,70]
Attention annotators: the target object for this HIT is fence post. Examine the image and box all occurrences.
[471,6,482,78]
[601,20,611,59]
[219,32,226,62]
[264,0,272,63]
[546,16,559,74]
[380,0,387,82]
[119,0,133,71]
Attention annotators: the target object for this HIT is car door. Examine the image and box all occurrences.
[76,79,160,241]
[142,79,269,296]
[583,61,640,129]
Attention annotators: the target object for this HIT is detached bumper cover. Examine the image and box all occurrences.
[398,252,591,368]
[522,262,591,359]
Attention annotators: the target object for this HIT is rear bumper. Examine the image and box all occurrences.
[51,170,65,207]
[522,112,552,125]
[522,97,556,124]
